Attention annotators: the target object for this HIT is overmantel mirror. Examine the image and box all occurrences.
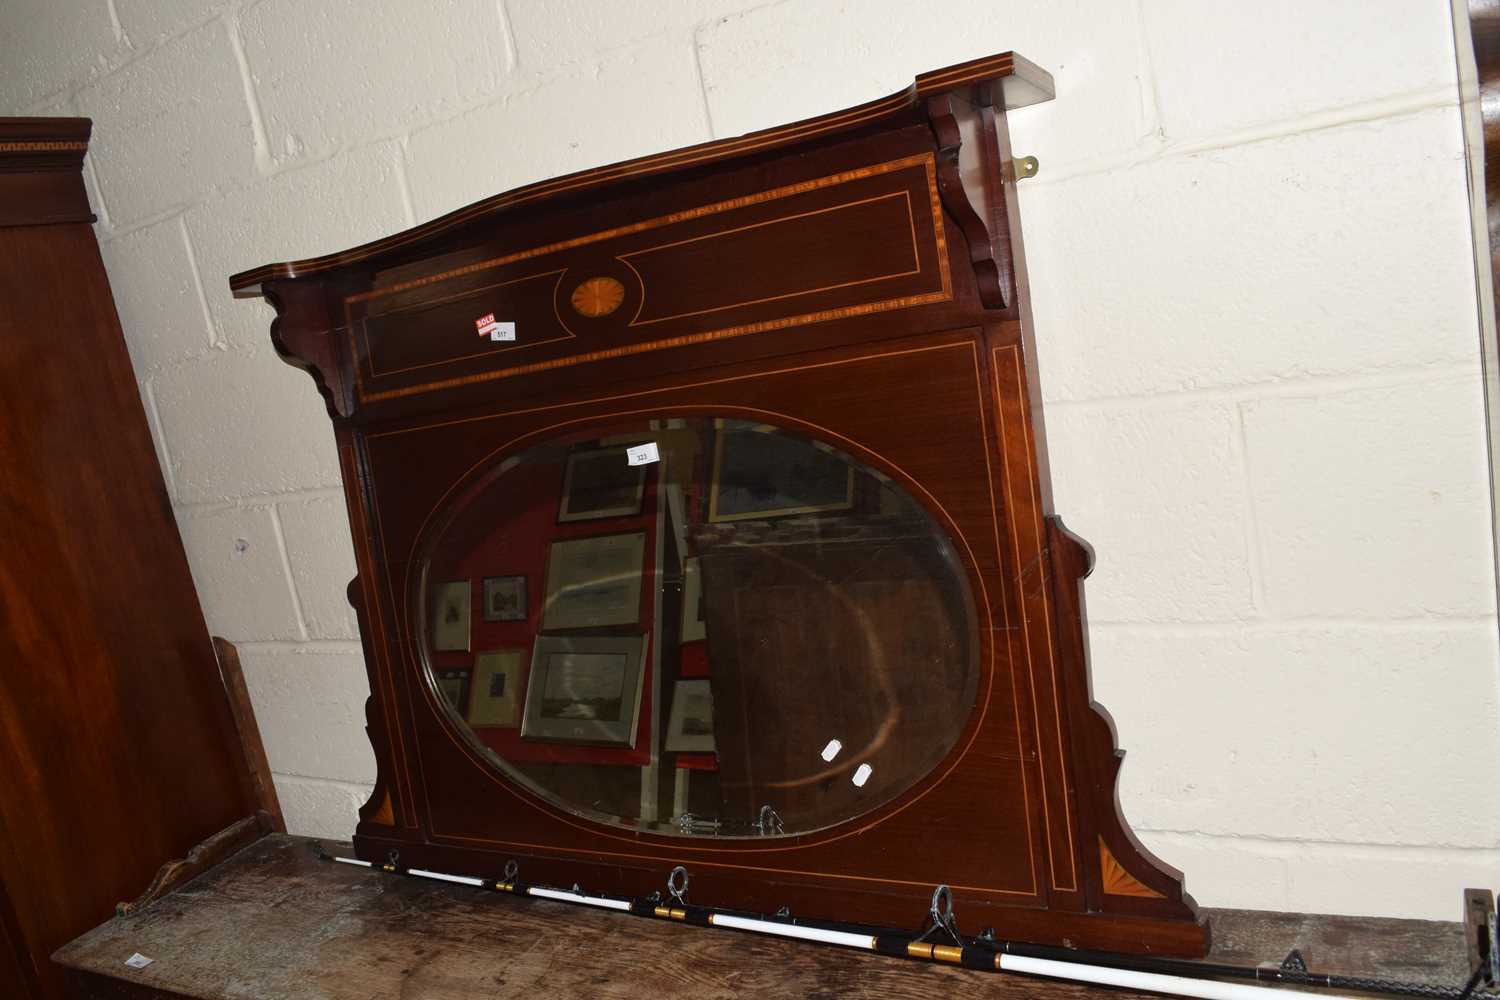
[416,416,979,841]
[232,51,1210,957]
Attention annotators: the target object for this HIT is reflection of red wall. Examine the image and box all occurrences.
[428,453,658,767]
[679,642,709,678]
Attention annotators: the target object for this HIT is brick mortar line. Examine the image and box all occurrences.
[391,139,418,228]
[1139,828,1500,856]
[1131,0,1165,145]
[1042,361,1482,413]
[1089,617,1497,633]
[225,6,272,175]
[1019,86,1458,191]
[266,504,310,642]
[690,25,719,140]
[237,639,365,654]
[96,204,189,248]
[1233,401,1269,618]
[495,0,520,72]
[141,380,178,502]
[270,772,373,792]
[178,216,221,351]
[173,486,348,514]
[82,145,114,229]
[104,0,126,47]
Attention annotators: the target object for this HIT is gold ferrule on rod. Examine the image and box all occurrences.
[907,941,963,964]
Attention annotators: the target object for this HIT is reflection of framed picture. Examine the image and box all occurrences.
[541,532,646,630]
[468,649,525,728]
[708,422,855,522]
[558,446,646,522]
[430,580,470,651]
[664,678,715,753]
[436,669,470,715]
[521,634,647,746]
[680,557,706,643]
[482,575,528,622]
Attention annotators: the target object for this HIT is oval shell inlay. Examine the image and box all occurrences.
[569,276,625,318]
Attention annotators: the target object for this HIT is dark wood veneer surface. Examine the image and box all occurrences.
[0,117,94,226]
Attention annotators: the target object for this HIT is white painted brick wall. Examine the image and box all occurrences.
[698,0,1154,169]
[1046,400,1254,623]
[183,141,410,349]
[1022,108,1480,402]
[175,504,305,641]
[99,218,216,374]
[151,348,343,502]
[76,19,258,225]
[239,0,516,162]
[405,37,711,220]
[277,496,362,641]
[238,648,378,784]
[1141,0,1458,138]
[4,0,1496,921]
[1244,375,1495,619]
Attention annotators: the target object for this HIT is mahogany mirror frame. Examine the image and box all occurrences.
[231,51,1210,957]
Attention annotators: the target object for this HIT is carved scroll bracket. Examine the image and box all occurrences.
[264,280,351,419]
[925,92,1009,312]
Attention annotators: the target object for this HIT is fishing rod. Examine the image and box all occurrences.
[314,845,1497,1000]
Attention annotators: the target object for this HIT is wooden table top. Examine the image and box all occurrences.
[53,834,1473,999]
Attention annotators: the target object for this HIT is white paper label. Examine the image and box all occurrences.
[487,321,516,342]
[626,442,659,466]
[852,763,873,787]
[820,738,843,762]
[124,953,153,970]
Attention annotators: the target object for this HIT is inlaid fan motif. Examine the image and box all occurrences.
[570,276,625,317]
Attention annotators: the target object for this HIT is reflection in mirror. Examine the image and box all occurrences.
[420,417,979,838]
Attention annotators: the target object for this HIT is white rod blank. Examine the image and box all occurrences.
[999,954,1360,1000]
[708,912,876,950]
[527,886,633,911]
[408,867,487,887]
[332,856,373,868]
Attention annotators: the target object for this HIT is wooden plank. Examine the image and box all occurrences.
[210,640,286,833]
[54,835,1472,999]
[115,814,273,918]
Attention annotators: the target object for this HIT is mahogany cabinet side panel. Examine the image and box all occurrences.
[0,222,253,999]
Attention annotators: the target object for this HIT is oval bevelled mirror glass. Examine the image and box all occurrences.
[419,417,978,839]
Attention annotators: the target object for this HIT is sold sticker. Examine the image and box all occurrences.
[474,314,515,341]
